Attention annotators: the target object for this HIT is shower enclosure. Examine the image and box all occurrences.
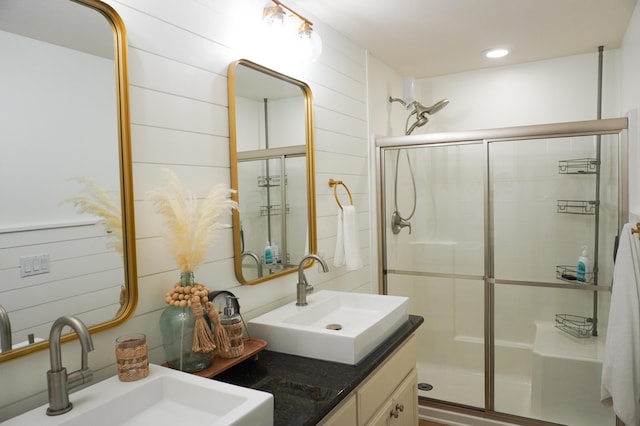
[376,118,628,425]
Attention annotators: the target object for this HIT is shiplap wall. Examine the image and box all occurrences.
[0,0,372,419]
[0,225,123,346]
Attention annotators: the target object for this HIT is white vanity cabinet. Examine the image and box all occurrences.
[320,334,418,426]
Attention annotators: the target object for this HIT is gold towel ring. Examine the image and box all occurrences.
[632,222,640,236]
[328,179,353,210]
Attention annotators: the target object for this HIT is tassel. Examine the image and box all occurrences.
[207,301,230,354]
[190,296,216,353]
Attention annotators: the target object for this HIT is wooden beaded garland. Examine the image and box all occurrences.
[164,282,210,307]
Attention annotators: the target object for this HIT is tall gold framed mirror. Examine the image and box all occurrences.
[0,0,136,361]
[228,59,317,285]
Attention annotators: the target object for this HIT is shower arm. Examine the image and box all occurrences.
[389,96,411,108]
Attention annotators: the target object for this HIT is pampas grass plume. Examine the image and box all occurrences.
[148,169,237,273]
[64,176,123,254]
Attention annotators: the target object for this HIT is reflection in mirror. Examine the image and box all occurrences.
[229,60,317,284]
[0,0,136,361]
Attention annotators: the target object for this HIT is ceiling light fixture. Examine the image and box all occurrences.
[263,0,322,64]
[485,48,510,59]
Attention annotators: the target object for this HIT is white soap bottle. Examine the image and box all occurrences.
[576,246,592,283]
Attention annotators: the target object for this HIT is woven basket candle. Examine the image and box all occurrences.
[115,333,148,382]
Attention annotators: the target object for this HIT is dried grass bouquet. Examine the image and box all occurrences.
[147,169,237,273]
[149,169,237,354]
[64,176,123,254]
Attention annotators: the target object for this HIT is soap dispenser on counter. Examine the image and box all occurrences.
[219,295,244,358]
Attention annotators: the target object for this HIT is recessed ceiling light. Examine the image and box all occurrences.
[485,48,510,59]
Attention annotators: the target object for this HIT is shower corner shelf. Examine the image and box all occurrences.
[555,314,594,338]
[558,158,598,174]
[556,200,598,215]
[259,204,290,216]
[555,265,594,285]
[257,175,288,188]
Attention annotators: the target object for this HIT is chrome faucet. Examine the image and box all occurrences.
[391,211,412,235]
[242,251,263,278]
[296,254,329,306]
[0,304,12,353]
[46,316,94,416]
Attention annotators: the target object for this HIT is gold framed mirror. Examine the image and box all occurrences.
[0,0,136,361]
[228,59,317,284]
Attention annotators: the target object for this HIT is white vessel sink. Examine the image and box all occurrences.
[249,290,409,365]
[5,364,273,426]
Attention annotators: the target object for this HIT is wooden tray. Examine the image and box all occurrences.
[188,338,267,379]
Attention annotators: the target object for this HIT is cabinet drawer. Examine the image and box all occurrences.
[357,334,417,424]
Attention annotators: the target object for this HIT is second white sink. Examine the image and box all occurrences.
[5,364,273,426]
[248,290,409,365]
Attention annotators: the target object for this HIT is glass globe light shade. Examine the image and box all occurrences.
[297,24,322,64]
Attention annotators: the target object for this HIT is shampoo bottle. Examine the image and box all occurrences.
[576,246,592,283]
[264,242,273,264]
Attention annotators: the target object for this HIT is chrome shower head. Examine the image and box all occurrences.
[414,98,449,117]
[390,94,450,135]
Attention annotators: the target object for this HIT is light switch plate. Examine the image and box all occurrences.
[20,254,50,277]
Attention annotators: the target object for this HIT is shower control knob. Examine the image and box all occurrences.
[391,211,412,235]
[395,403,404,413]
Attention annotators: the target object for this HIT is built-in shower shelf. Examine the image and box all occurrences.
[556,200,598,215]
[555,265,594,285]
[558,158,598,174]
[555,314,594,338]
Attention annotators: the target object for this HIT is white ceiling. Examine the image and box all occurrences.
[288,0,638,78]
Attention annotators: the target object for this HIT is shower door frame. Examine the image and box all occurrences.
[375,117,629,423]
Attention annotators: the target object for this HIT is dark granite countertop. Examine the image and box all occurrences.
[215,315,424,426]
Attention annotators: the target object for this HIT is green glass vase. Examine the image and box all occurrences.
[159,271,212,372]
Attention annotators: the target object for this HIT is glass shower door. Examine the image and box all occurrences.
[490,134,618,425]
[384,143,486,408]
[378,118,627,425]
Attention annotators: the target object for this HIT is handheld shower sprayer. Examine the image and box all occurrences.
[387,93,449,236]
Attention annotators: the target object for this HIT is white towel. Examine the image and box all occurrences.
[601,223,640,425]
[333,205,363,271]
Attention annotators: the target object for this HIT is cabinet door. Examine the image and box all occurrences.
[366,399,394,426]
[358,335,417,424]
[318,393,357,426]
[366,369,418,426]
[391,369,418,426]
